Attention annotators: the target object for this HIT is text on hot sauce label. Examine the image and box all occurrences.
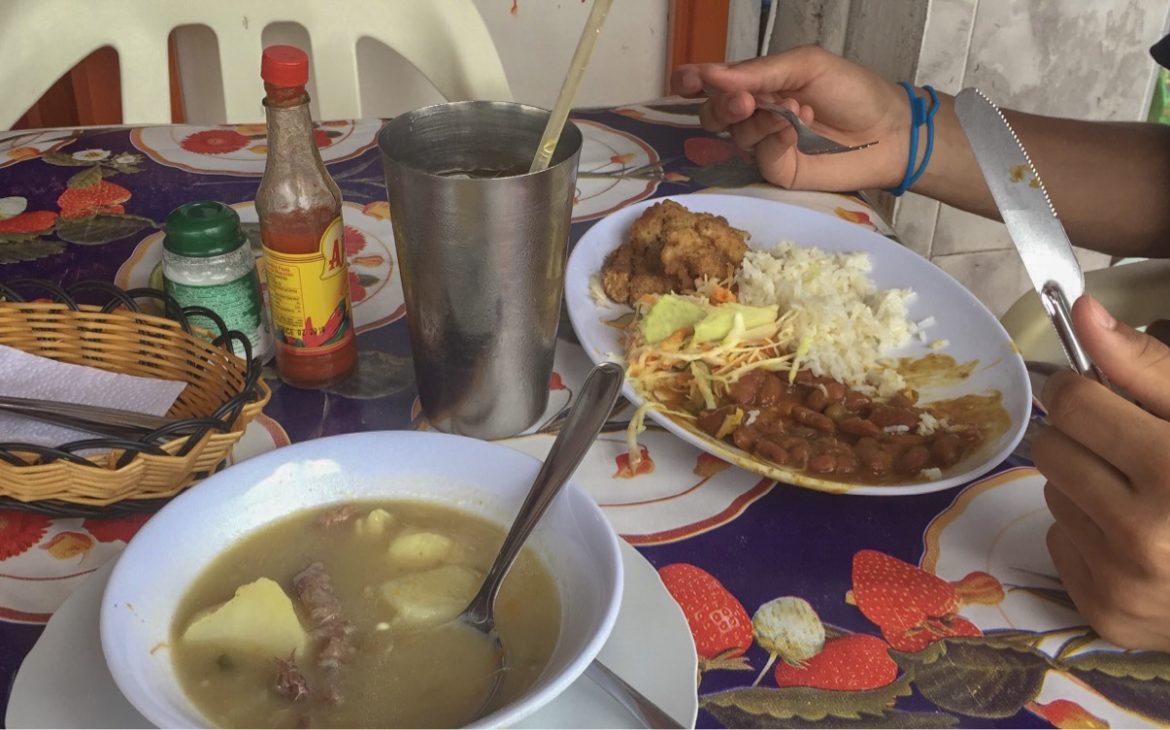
[262,217,353,353]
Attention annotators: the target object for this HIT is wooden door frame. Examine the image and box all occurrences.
[667,0,731,81]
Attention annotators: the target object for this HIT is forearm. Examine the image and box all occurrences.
[912,92,1170,259]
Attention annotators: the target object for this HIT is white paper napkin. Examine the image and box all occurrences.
[0,344,188,448]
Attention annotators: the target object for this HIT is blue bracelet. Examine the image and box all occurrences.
[886,83,939,196]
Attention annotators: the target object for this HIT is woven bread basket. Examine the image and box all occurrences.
[0,280,271,516]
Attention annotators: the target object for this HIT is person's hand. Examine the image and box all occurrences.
[1033,296,1170,651]
[670,46,911,191]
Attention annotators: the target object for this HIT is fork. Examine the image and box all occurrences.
[0,395,183,440]
[703,88,877,155]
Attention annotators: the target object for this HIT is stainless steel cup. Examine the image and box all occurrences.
[379,101,583,439]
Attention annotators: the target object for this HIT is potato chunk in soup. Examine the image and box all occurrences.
[380,564,480,628]
[182,577,308,658]
[170,500,560,729]
[386,531,457,571]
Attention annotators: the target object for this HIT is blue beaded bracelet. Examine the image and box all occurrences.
[886,83,939,197]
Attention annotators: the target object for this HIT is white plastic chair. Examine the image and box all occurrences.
[1001,259,1170,367]
[0,0,513,128]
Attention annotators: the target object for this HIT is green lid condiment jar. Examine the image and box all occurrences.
[162,201,273,362]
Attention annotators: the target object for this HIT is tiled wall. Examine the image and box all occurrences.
[902,0,1170,315]
[772,0,1170,315]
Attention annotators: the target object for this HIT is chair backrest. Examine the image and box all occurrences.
[0,0,513,128]
[1001,258,1170,367]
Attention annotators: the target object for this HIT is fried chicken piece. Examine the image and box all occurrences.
[600,200,749,305]
[601,244,634,303]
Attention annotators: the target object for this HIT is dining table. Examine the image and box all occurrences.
[2,98,1169,730]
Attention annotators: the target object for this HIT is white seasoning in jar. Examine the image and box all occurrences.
[161,201,274,362]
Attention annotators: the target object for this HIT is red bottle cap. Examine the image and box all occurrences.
[261,45,309,87]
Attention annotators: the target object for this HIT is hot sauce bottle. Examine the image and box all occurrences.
[256,45,357,388]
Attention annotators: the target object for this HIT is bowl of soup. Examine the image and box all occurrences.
[100,431,623,728]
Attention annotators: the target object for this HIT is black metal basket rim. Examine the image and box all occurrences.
[0,279,266,470]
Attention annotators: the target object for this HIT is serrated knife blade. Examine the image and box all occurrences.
[954,87,1106,383]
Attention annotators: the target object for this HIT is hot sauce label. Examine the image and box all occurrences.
[261,217,353,354]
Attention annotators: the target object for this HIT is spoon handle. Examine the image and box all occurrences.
[585,660,685,729]
[467,362,625,617]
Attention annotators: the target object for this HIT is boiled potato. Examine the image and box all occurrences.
[387,531,456,571]
[380,565,481,628]
[182,577,307,658]
[354,508,396,539]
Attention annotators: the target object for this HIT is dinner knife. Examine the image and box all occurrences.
[953,87,1107,384]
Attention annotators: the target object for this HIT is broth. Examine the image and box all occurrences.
[170,500,561,728]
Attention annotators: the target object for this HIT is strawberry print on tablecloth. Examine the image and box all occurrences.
[0,510,150,623]
[650,535,1170,727]
[772,634,897,691]
[655,558,947,727]
[658,563,753,674]
[850,549,987,652]
[657,539,1170,726]
[0,149,152,263]
[0,511,50,561]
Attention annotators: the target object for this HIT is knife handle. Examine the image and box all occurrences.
[1041,283,1110,386]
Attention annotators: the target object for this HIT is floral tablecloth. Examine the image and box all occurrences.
[2,100,1169,729]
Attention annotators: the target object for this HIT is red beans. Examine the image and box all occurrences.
[843,390,871,413]
[696,407,733,437]
[753,410,787,436]
[869,406,919,429]
[757,372,784,406]
[854,436,880,457]
[708,371,980,485]
[729,369,765,404]
[840,417,881,439]
[808,453,837,474]
[792,406,836,434]
[932,434,962,468]
[890,391,919,408]
[836,452,858,475]
[896,445,931,474]
[778,437,811,467]
[883,432,926,447]
[732,425,759,451]
[863,450,894,477]
[805,388,829,412]
[754,439,790,465]
[793,369,815,384]
[823,382,846,402]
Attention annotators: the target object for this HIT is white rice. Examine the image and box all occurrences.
[736,243,916,396]
[917,411,941,436]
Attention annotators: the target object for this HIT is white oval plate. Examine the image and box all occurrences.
[565,193,1031,496]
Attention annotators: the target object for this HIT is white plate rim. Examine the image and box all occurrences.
[7,540,698,729]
